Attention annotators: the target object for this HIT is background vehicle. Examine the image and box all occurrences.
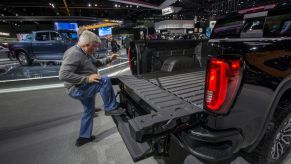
[112,3,291,164]
[8,30,77,66]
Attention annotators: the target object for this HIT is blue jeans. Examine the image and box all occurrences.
[69,75,118,138]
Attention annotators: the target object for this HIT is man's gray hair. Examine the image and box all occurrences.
[78,30,101,46]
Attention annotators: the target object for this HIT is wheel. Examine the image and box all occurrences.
[17,51,32,66]
[246,100,291,164]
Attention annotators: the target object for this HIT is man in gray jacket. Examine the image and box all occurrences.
[59,30,125,146]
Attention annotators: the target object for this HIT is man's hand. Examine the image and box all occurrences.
[110,54,119,61]
[87,74,101,83]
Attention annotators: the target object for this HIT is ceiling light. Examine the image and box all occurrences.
[95,4,97,7]
[115,4,118,7]
[88,3,91,7]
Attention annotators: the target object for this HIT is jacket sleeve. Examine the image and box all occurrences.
[95,56,112,67]
[59,52,88,84]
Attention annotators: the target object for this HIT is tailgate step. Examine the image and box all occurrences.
[112,115,153,162]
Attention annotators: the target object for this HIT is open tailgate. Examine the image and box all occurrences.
[112,73,205,161]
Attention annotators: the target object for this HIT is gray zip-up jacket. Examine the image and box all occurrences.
[59,46,112,92]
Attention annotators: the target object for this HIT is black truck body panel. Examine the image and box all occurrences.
[204,4,291,153]
[207,36,291,150]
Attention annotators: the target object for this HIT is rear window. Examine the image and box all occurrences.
[240,16,265,38]
[264,13,291,37]
[211,15,242,39]
[241,17,265,32]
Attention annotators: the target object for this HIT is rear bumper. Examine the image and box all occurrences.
[174,126,244,161]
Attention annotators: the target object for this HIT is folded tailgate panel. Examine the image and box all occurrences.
[118,75,203,142]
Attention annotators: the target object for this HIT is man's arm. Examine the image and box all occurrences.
[59,52,88,84]
[94,54,118,67]
[95,56,112,67]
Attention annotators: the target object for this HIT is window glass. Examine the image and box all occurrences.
[35,32,50,41]
[242,17,265,33]
[24,34,32,41]
[50,32,62,41]
[59,31,78,39]
[211,15,242,38]
[264,14,291,37]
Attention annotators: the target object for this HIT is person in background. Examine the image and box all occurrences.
[124,37,131,50]
[59,30,125,147]
[111,39,119,53]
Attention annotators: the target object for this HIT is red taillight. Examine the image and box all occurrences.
[205,58,242,114]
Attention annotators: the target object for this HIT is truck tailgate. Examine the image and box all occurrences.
[113,71,206,161]
[116,72,205,141]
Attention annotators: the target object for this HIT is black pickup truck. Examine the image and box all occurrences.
[112,3,291,164]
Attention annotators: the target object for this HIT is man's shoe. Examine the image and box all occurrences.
[75,136,96,147]
[105,107,125,116]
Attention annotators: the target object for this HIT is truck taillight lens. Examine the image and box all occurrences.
[205,58,242,114]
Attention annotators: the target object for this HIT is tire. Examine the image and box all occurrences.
[17,51,32,66]
[246,100,291,164]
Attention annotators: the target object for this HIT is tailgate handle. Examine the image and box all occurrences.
[161,119,177,130]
